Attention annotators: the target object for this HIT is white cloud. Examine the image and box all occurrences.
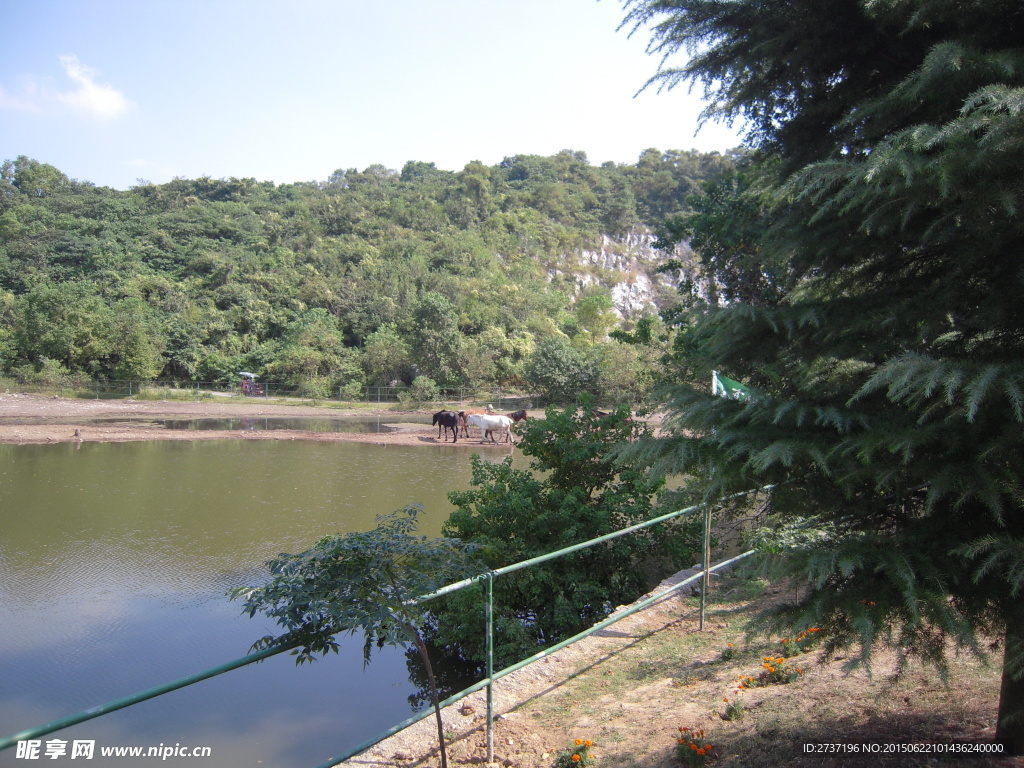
[0,78,43,113]
[54,54,134,120]
[0,55,134,121]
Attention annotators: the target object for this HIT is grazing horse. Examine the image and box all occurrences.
[467,413,514,444]
[506,410,529,422]
[432,410,460,443]
[457,409,489,438]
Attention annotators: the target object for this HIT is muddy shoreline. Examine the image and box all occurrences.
[0,393,519,448]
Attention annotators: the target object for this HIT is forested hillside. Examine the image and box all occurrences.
[0,149,734,399]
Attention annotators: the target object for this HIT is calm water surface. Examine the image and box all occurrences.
[0,437,516,768]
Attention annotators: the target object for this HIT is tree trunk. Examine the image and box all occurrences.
[995,603,1024,755]
[414,631,449,768]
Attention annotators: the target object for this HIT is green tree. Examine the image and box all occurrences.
[593,340,660,405]
[14,282,114,374]
[0,149,735,390]
[362,322,411,385]
[111,302,165,381]
[574,288,617,344]
[231,506,484,768]
[264,308,353,385]
[431,402,691,670]
[1,156,74,198]
[409,375,440,404]
[656,165,782,309]
[524,336,597,404]
[624,0,1024,751]
[409,292,464,387]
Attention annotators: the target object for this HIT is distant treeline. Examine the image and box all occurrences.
[0,149,737,401]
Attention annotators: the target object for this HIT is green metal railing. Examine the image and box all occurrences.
[0,485,771,763]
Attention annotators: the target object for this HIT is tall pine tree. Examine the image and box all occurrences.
[623,0,1024,751]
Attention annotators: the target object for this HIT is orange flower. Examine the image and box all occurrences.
[572,754,581,762]
[575,739,583,746]
[584,740,593,747]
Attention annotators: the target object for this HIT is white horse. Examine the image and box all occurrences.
[467,413,514,444]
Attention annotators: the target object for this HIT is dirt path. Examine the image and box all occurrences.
[342,574,1018,768]
[0,393,520,448]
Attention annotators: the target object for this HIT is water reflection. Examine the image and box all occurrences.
[0,440,516,768]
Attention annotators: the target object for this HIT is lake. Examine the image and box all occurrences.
[0,436,516,767]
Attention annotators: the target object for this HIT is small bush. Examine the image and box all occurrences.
[399,375,439,406]
[674,727,713,766]
[553,738,596,768]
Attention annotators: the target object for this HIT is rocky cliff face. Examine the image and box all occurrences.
[547,229,694,319]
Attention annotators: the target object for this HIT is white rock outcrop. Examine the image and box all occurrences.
[548,229,694,318]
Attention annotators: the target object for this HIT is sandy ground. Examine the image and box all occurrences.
[0,393,521,448]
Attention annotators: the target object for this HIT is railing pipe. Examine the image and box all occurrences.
[427,486,770,596]
[315,549,756,768]
[486,549,755,686]
[1,485,774,758]
[0,643,295,751]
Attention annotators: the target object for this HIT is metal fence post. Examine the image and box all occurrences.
[485,573,494,764]
[700,505,711,630]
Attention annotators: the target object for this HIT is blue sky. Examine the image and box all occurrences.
[0,0,745,190]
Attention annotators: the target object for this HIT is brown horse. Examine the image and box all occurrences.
[457,409,488,438]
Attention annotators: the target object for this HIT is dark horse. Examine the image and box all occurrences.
[432,410,460,443]
[507,410,529,422]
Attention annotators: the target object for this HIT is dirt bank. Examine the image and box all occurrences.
[0,393,521,448]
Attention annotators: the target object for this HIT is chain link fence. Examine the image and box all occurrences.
[0,378,546,410]
[0,378,647,413]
